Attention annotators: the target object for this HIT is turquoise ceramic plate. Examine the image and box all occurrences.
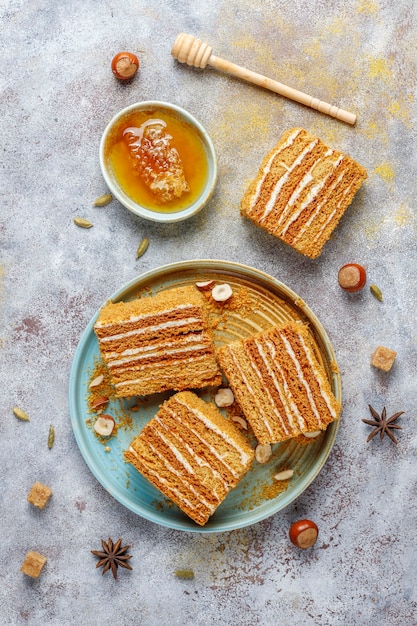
[69,260,341,532]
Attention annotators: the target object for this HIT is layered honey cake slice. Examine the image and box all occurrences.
[125,391,255,526]
[241,127,367,259]
[217,321,342,445]
[94,285,222,398]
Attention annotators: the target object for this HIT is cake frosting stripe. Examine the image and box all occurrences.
[248,128,302,213]
[124,391,255,526]
[94,285,222,397]
[241,127,367,259]
[260,138,319,222]
[217,321,342,445]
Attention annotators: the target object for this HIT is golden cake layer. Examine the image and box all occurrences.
[217,321,342,444]
[94,285,222,397]
[241,127,367,259]
[125,391,255,526]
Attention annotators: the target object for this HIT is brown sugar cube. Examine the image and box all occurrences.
[371,346,397,372]
[27,482,52,509]
[20,551,47,578]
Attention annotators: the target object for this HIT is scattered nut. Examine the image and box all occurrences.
[195,280,215,290]
[303,430,322,439]
[255,443,272,464]
[94,415,115,437]
[212,283,233,302]
[274,469,294,481]
[214,388,235,407]
[89,374,104,389]
[338,263,366,292]
[111,51,139,80]
[231,415,248,430]
[289,519,319,549]
[91,395,110,411]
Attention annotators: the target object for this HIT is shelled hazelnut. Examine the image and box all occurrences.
[111,52,139,80]
[94,415,115,437]
[338,263,366,292]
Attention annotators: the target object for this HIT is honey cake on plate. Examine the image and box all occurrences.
[217,321,342,444]
[94,285,222,397]
[125,391,255,526]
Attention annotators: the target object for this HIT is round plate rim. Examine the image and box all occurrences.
[69,260,341,533]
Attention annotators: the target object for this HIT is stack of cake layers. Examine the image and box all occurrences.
[241,127,367,259]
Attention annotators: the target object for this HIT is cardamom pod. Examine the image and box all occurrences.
[93,193,113,207]
[136,237,149,259]
[74,217,93,228]
[48,424,55,449]
[370,284,383,301]
[13,406,30,421]
[174,569,194,579]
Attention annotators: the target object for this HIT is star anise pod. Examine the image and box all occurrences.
[91,538,132,580]
[362,405,403,444]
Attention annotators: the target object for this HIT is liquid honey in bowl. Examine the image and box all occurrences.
[104,108,209,214]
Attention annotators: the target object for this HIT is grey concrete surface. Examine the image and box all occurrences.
[1,0,416,624]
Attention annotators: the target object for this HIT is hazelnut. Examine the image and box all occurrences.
[289,519,319,549]
[89,374,104,389]
[273,469,294,481]
[231,415,248,430]
[94,415,115,437]
[111,52,139,80]
[214,388,235,407]
[195,280,215,290]
[91,395,110,411]
[212,283,233,302]
[338,263,366,292]
[303,430,321,439]
[255,443,272,464]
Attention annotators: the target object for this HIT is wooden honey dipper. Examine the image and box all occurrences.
[171,33,357,125]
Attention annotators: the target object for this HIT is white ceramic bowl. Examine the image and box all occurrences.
[99,101,217,223]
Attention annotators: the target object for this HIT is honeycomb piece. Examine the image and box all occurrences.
[124,119,189,203]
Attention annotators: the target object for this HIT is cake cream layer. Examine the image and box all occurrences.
[217,321,342,445]
[124,391,255,526]
[241,127,367,259]
[94,286,222,397]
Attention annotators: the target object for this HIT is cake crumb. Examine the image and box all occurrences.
[27,482,52,510]
[371,346,397,372]
[20,551,47,578]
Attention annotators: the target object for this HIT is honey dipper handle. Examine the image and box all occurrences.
[210,55,356,125]
[171,34,356,125]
